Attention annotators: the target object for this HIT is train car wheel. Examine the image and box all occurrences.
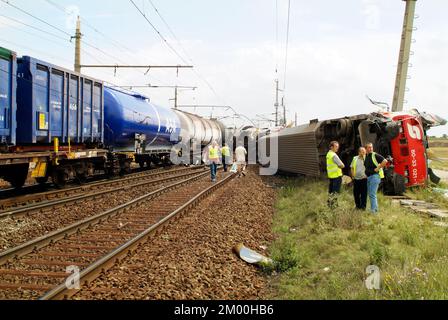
[392,173,406,196]
[35,177,49,185]
[10,173,27,189]
[383,172,405,196]
[52,169,68,189]
[162,158,172,167]
[75,164,88,184]
[87,163,95,177]
[336,119,349,137]
[8,164,29,189]
[76,172,87,184]
[121,161,132,175]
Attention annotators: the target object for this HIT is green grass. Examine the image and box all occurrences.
[268,178,448,300]
[429,147,448,171]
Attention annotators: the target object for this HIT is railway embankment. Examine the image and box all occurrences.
[71,168,448,300]
[266,177,448,299]
[74,167,277,300]
[3,165,447,300]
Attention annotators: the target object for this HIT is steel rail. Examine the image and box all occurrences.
[0,170,215,266]
[40,172,235,300]
[0,165,179,209]
[0,166,205,219]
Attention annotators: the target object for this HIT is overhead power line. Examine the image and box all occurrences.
[146,0,194,65]
[275,0,279,75]
[283,0,292,92]
[1,0,123,64]
[129,0,190,65]
[0,14,71,43]
[43,0,139,58]
[1,0,71,36]
[0,14,125,80]
[130,0,224,104]
[2,0,167,84]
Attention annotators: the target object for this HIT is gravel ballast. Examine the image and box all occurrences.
[75,167,276,300]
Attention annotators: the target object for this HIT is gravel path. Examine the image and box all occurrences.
[74,167,276,300]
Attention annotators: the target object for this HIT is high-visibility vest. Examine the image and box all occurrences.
[351,156,366,179]
[209,146,219,160]
[351,156,359,175]
[221,146,230,157]
[326,151,343,179]
[371,152,385,179]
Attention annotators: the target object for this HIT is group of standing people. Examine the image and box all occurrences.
[206,141,247,182]
[326,141,388,214]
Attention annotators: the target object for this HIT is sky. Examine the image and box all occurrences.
[0,0,447,136]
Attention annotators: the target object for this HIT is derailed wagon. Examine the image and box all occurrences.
[260,110,446,195]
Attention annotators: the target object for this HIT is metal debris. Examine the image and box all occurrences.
[399,198,448,221]
[233,244,273,266]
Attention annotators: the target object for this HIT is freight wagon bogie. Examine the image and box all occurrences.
[0,164,28,188]
[46,156,106,187]
[0,149,108,188]
[135,153,171,169]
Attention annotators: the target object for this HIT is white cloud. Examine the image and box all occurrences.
[81,28,447,135]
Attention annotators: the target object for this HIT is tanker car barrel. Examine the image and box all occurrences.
[104,87,181,153]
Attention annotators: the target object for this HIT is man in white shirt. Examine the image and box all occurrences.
[234,145,247,177]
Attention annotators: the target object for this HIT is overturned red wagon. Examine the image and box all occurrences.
[260,109,446,195]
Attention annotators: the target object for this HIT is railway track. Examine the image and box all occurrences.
[0,170,235,300]
[0,165,202,214]
[0,165,208,252]
[0,165,177,208]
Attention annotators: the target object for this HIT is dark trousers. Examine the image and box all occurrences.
[353,179,368,210]
[328,177,342,209]
[328,177,342,194]
[222,156,228,172]
[210,162,218,181]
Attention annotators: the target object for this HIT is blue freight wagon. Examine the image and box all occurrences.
[0,53,108,188]
[16,56,104,146]
[104,87,181,168]
[0,46,226,189]
[0,47,17,147]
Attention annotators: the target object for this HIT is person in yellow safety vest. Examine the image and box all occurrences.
[208,141,220,182]
[221,143,231,172]
[364,143,388,214]
[350,147,368,210]
[326,141,345,208]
